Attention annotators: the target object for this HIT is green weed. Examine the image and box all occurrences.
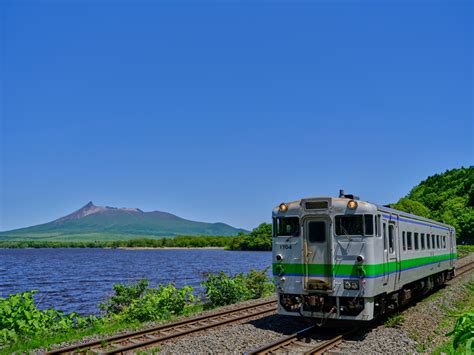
[385,313,405,328]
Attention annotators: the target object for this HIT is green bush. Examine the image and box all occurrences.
[99,279,149,315]
[201,272,250,308]
[446,310,474,353]
[115,284,194,322]
[0,291,99,345]
[243,267,274,299]
[100,279,195,323]
[201,268,273,308]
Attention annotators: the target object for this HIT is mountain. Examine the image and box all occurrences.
[392,166,473,242]
[0,202,248,241]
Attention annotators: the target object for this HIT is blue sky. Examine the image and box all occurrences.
[1,1,472,231]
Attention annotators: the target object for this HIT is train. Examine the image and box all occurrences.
[272,191,456,323]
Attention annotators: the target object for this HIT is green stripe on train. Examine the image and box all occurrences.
[272,253,456,277]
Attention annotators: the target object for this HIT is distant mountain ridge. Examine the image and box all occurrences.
[0,202,248,241]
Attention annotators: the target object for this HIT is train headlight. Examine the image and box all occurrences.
[279,203,288,212]
[347,200,358,209]
[276,254,283,261]
[343,279,360,290]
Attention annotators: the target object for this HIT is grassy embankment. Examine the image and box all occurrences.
[431,282,474,354]
[457,245,474,259]
[0,269,273,354]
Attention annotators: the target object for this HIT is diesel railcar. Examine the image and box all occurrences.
[272,191,456,322]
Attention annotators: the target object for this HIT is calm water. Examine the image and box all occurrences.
[0,248,271,315]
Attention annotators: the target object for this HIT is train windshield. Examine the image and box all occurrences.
[274,217,300,236]
[335,215,374,236]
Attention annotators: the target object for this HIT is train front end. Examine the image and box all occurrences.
[272,196,378,322]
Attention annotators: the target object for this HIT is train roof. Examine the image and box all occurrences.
[273,196,454,230]
[374,203,453,229]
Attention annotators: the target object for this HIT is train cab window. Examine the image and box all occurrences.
[407,232,413,250]
[274,217,300,237]
[402,231,406,251]
[421,233,425,250]
[388,225,394,253]
[308,221,326,243]
[335,215,362,236]
[414,233,419,250]
[364,215,374,235]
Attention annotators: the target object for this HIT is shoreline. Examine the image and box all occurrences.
[117,246,225,250]
[0,246,227,250]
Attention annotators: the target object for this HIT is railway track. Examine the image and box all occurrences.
[247,326,355,355]
[46,299,276,354]
[454,260,474,277]
[247,260,474,355]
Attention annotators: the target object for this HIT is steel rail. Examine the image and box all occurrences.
[247,328,355,355]
[247,325,316,354]
[47,299,276,354]
[454,260,474,277]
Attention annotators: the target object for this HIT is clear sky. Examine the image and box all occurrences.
[1,1,472,232]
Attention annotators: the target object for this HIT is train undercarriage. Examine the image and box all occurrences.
[279,268,455,322]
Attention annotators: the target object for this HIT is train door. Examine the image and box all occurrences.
[388,220,399,288]
[382,222,389,285]
[449,229,454,268]
[303,217,332,291]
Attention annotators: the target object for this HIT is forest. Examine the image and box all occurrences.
[392,166,473,243]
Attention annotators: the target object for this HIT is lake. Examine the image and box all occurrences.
[0,248,271,315]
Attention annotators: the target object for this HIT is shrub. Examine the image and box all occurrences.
[243,267,274,299]
[100,279,195,323]
[115,284,194,322]
[0,291,99,345]
[201,268,273,308]
[446,310,474,353]
[201,272,250,308]
[99,279,149,315]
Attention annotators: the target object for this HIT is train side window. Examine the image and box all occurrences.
[421,233,425,250]
[443,236,446,248]
[427,234,431,249]
[407,232,412,250]
[308,221,326,243]
[402,231,406,251]
[388,225,394,253]
[436,235,440,249]
[431,235,435,249]
[414,233,419,250]
[375,215,381,236]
